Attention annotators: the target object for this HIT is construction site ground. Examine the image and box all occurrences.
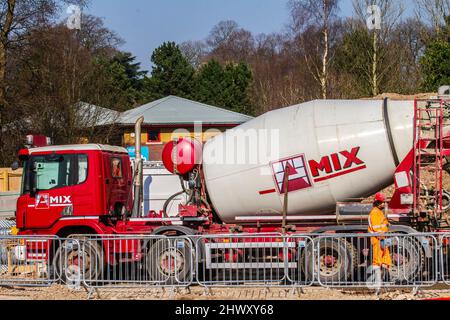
[0,285,449,300]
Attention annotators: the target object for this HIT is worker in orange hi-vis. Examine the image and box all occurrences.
[368,193,392,292]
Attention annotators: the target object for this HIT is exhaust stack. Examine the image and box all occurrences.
[132,116,145,218]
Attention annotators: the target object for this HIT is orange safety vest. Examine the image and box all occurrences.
[368,207,389,235]
[368,207,392,267]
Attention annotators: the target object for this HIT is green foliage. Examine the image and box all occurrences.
[418,16,450,92]
[420,40,450,92]
[194,60,225,105]
[104,52,147,110]
[194,60,254,115]
[144,42,196,100]
[142,43,254,115]
[333,27,374,97]
[112,52,147,91]
[221,63,253,115]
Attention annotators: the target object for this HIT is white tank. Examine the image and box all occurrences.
[202,100,414,224]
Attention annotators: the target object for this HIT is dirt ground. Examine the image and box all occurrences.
[0,285,449,301]
[364,92,437,101]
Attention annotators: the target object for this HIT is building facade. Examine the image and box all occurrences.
[117,96,253,161]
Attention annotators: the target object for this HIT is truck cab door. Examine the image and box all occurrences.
[24,154,75,229]
[103,154,128,215]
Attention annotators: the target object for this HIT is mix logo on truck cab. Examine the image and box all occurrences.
[33,194,73,209]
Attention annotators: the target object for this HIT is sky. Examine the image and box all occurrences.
[81,0,362,71]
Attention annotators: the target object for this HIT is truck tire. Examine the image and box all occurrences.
[147,239,193,285]
[302,238,353,284]
[385,237,424,284]
[53,240,104,284]
[344,240,359,282]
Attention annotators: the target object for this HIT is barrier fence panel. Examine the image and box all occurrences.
[0,235,61,287]
[442,234,450,285]
[0,232,448,290]
[315,233,439,289]
[75,235,194,289]
[195,234,314,288]
[288,235,315,287]
[171,236,195,287]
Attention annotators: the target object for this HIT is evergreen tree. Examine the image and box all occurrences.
[93,52,147,111]
[421,40,450,92]
[145,42,195,100]
[194,60,225,106]
[193,60,253,115]
[221,62,253,115]
[420,17,450,92]
[112,52,147,91]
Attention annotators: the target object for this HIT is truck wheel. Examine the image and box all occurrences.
[302,238,353,285]
[53,240,104,283]
[345,240,359,281]
[386,238,424,283]
[147,239,193,285]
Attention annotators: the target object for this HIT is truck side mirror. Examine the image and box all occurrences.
[11,161,19,171]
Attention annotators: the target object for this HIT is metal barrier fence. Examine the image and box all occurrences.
[0,232,449,292]
[441,234,450,286]
[195,234,314,288]
[314,233,439,289]
[75,235,194,289]
[0,235,63,287]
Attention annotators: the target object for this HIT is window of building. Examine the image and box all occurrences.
[148,129,161,143]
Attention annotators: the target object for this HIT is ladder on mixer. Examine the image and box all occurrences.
[413,99,448,226]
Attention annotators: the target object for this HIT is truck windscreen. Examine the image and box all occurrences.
[22,154,88,194]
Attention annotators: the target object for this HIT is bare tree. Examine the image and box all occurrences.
[0,0,16,112]
[353,0,404,96]
[415,0,450,34]
[206,21,255,63]
[78,14,122,54]
[0,0,87,165]
[13,20,123,145]
[288,0,340,99]
[390,18,428,93]
[180,40,208,68]
[0,0,87,111]
[206,20,239,49]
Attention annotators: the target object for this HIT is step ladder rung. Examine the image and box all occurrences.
[419,138,438,142]
[418,149,444,155]
[418,118,440,121]
[413,99,448,215]
[418,124,439,128]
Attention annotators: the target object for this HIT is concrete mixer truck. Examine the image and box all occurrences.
[11,97,450,283]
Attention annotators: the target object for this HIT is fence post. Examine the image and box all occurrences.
[1,171,8,192]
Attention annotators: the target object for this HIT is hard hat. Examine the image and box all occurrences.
[374,193,386,202]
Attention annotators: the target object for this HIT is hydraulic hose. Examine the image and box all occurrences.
[163,169,201,217]
[163,191,186,218]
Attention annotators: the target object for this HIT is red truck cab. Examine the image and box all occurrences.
[16,145,133,234]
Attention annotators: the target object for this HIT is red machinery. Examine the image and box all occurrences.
[13,98,450,283]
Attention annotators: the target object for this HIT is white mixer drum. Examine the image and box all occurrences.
[202,99,414,224]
